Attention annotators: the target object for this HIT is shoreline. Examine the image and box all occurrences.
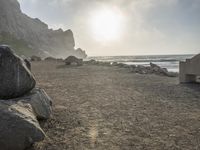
[87,54,194,73]
[84,59,179,77]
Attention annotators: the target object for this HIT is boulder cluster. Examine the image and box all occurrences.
[130,63,178,77]
[85,60,178,77]
[0,45,52,150]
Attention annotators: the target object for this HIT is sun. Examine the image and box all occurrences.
[90,7,123,42]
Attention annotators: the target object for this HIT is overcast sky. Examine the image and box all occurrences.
[18,0,200,56]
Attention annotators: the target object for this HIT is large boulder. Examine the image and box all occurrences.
[65,56,83,66]
[0,101,45,150]
[150,63,168,75]
[135,65,148,74]
[150,62,178,77]
[0,45,36,99]
[21,88,52,120]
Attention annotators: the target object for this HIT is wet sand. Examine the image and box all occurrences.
[31,61,200,150]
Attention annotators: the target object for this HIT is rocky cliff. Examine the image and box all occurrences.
[0,0,87,58]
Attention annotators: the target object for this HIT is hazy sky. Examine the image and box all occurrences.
[18,0,200,56]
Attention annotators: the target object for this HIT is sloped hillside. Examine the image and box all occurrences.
[0,0,87,58]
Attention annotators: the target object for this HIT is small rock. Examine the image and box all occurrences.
[31,55,42,61]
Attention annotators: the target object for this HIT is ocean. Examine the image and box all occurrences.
[89,54,195,72]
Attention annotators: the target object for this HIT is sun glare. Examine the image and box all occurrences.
[90,7,123,42]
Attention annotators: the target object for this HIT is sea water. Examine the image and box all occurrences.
[89,55,195,72]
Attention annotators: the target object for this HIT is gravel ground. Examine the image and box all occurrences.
[30,61,200,150]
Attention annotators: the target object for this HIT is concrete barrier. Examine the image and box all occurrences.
[179,54,200,83]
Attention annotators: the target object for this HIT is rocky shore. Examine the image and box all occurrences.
[84,59,179,77]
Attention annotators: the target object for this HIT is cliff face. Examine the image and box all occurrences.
[0,0,87,58]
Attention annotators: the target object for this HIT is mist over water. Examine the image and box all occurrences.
[89,54,195,72]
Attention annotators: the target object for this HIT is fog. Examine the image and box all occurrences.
[19,0,200,56]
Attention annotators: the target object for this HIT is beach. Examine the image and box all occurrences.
[30,61,200,150]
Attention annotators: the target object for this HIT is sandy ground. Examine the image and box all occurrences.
[30,61,200,150]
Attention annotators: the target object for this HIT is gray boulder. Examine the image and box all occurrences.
[150,62,178,77]
[150,62,168,75]
[65,56,83,66]
[0,45,36,99]
[22,88,52,120]
[0,101,45,150]
[135,65,148,74]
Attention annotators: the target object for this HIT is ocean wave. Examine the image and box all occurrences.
[89,55,194,63]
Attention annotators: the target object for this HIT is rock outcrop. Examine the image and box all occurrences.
[0,0,87,58]
[0,45,36,99]
[149,63,178,77]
